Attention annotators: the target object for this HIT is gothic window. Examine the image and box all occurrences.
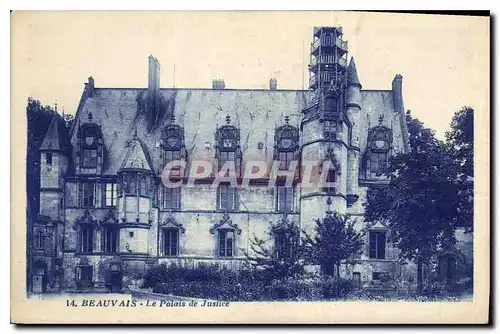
[45,153,52,165]
[161,228,179,256]
[217,184,238,211]
[124,174,137,195]
[101,225,118,253]
[138,176,148,196]
[162,123,186,176]
[104,182,117,207]
[363,126,392,177]
[216,115,241,173]
[369,231,386,260]
[80,182,95,207]
[274,116,299,171]
[276,186,294,212]
[79,224,94,253]
[163,186,181,210]
[218,229,234,258]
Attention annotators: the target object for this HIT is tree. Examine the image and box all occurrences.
[446,107,474,232]
[364,111,469,293]
[446,106,474,178]
[242,214,305,282]
[302,198,365,278]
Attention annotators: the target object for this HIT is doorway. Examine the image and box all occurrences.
[109,271,122,293]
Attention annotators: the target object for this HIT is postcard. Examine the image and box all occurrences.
[10,11,490,324]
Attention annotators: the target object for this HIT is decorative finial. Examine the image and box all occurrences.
[326,197,333,216]
[378,115,384,125]
[54,101,58,113]
[284,115,290,125]
[326,145,335,161]
[171,114,176,123]
[226,114,231,124]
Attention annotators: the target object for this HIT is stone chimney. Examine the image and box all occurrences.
[85,76,95,97]
[391,74,404,113]
[212,79,225,89]
[147,55,161,131]
[269,78,277,90]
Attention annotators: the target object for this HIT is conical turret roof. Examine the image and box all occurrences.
[39,117,62,151]
[346,57,362,87]
[118,130,154,172]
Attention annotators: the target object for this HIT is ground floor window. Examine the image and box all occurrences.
[369,230,386,259]
[274,230,296,259]
[102,225,118,253]
[218,229,234,258]
[77,265,93,287]
[79,224,94,253]
[162,228,179,256]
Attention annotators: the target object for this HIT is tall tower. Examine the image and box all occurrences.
[117,129,156,275]
[300,26,351,235]
[33,117,69,292]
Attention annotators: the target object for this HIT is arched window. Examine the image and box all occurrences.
[274,116,299,171]
[362,126,392,177]
[124,174,137,195]
[138,176,148,196]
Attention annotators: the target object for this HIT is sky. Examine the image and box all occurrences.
[11,11,489,139]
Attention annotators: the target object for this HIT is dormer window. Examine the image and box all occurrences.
[161,121,186,177]
[215,115,241,174]
[274,116,299,171]
[77,123,105,173]
[362,125,393,178]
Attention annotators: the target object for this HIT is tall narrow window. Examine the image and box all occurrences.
[278,151,295,170]
[364,126,392,177]
[276,186,294,212]
[79,224,94,253]
[275,230,296,259]
[162,228,179,256]
[369,231,386,259]
[124,174,137,195]
[81,182,95,207]
[274,116,299,172]
[218,229,234,257]
[163,187,181,210]
[34,231,45,251]
[218,184,237,211]
[101,226,117,253]
[104,183,117,207]
[46,152,52,165]
[216,115,241,175]
[138,176,148,196]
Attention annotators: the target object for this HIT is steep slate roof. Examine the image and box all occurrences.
[118,129,155,172]
[40,117,62,151]
[70,85,407,176]
[346,57,361,87]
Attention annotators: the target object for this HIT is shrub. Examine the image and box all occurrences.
[317,276,355,300]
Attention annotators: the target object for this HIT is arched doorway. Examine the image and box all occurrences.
[107,257,122,293]
[438,253,459,282]
[32,260,47,293]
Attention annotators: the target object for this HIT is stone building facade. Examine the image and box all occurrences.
[29,26,472,293]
